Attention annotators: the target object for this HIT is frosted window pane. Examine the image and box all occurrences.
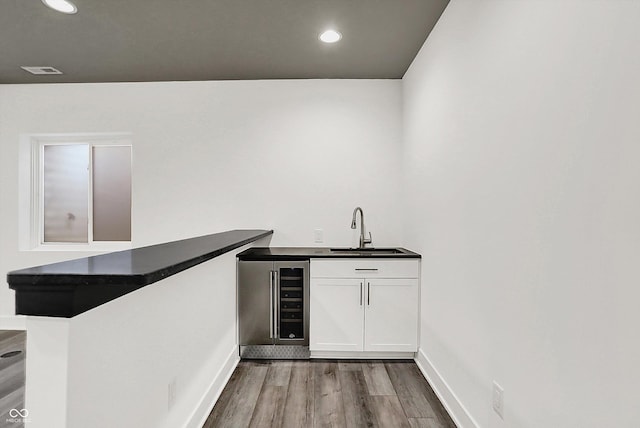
[43,145,89,243]
[92,146,132,241]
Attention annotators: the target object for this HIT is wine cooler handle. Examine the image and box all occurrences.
[274,270,279,338]
[269,270,274,339]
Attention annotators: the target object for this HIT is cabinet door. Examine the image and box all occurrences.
[310,278,364,352]
[238,261,274,345]
[364,278,418,352]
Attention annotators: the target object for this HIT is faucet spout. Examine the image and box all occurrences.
[351,207,372,249]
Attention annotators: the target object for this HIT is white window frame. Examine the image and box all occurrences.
[19,133,133,252]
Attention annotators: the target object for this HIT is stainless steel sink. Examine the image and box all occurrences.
[329,248,407,255]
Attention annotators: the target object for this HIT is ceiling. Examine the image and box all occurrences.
[0,0,449,84]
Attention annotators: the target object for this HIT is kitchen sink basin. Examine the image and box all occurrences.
[329,248,407,255]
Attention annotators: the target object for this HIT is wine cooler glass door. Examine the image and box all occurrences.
[274,261,309,345]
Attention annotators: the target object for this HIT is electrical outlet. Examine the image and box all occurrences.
[314,229,324,243]
[168,378,177,410]
[492,381,504,419]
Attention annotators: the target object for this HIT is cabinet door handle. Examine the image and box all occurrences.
[355,268,378,271]
[360,282,363,306]
[367,282,370,306]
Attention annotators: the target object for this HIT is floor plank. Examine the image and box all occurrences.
[337,360,362,372]
[339,369,377,428]
[265,361,292,387]
[282,362,314,428]
[313,361,347,428]
[370,395,411,428]
[361,360,396,396]
[249,385,287,427]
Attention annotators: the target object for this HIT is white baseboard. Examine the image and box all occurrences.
[414,348,480,428]
[186,346,240,428]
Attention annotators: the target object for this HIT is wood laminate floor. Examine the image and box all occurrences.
[204,360,456,428]
[0,331,26,428]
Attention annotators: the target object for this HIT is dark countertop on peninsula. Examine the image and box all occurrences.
[237,247,421,261]
[7,229,272,318]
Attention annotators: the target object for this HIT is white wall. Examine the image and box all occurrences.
[0,79,403,316]
[403,1,640,427]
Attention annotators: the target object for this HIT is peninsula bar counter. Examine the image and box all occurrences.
[7,229,273,318]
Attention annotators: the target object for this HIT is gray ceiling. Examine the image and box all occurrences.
[0,0,449,84]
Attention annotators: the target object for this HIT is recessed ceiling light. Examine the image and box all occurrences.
[21,66,63,75]
[41,0,78,14]
[319,29,342,44]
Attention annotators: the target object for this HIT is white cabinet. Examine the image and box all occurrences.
[310,259,419,355]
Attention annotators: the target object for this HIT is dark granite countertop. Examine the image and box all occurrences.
[237,247,421,261]
[7,229,272,318]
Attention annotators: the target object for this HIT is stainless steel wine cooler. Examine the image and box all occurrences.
[238,260,310,359]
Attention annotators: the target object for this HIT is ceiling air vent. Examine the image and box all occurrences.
[20,66,63,75]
